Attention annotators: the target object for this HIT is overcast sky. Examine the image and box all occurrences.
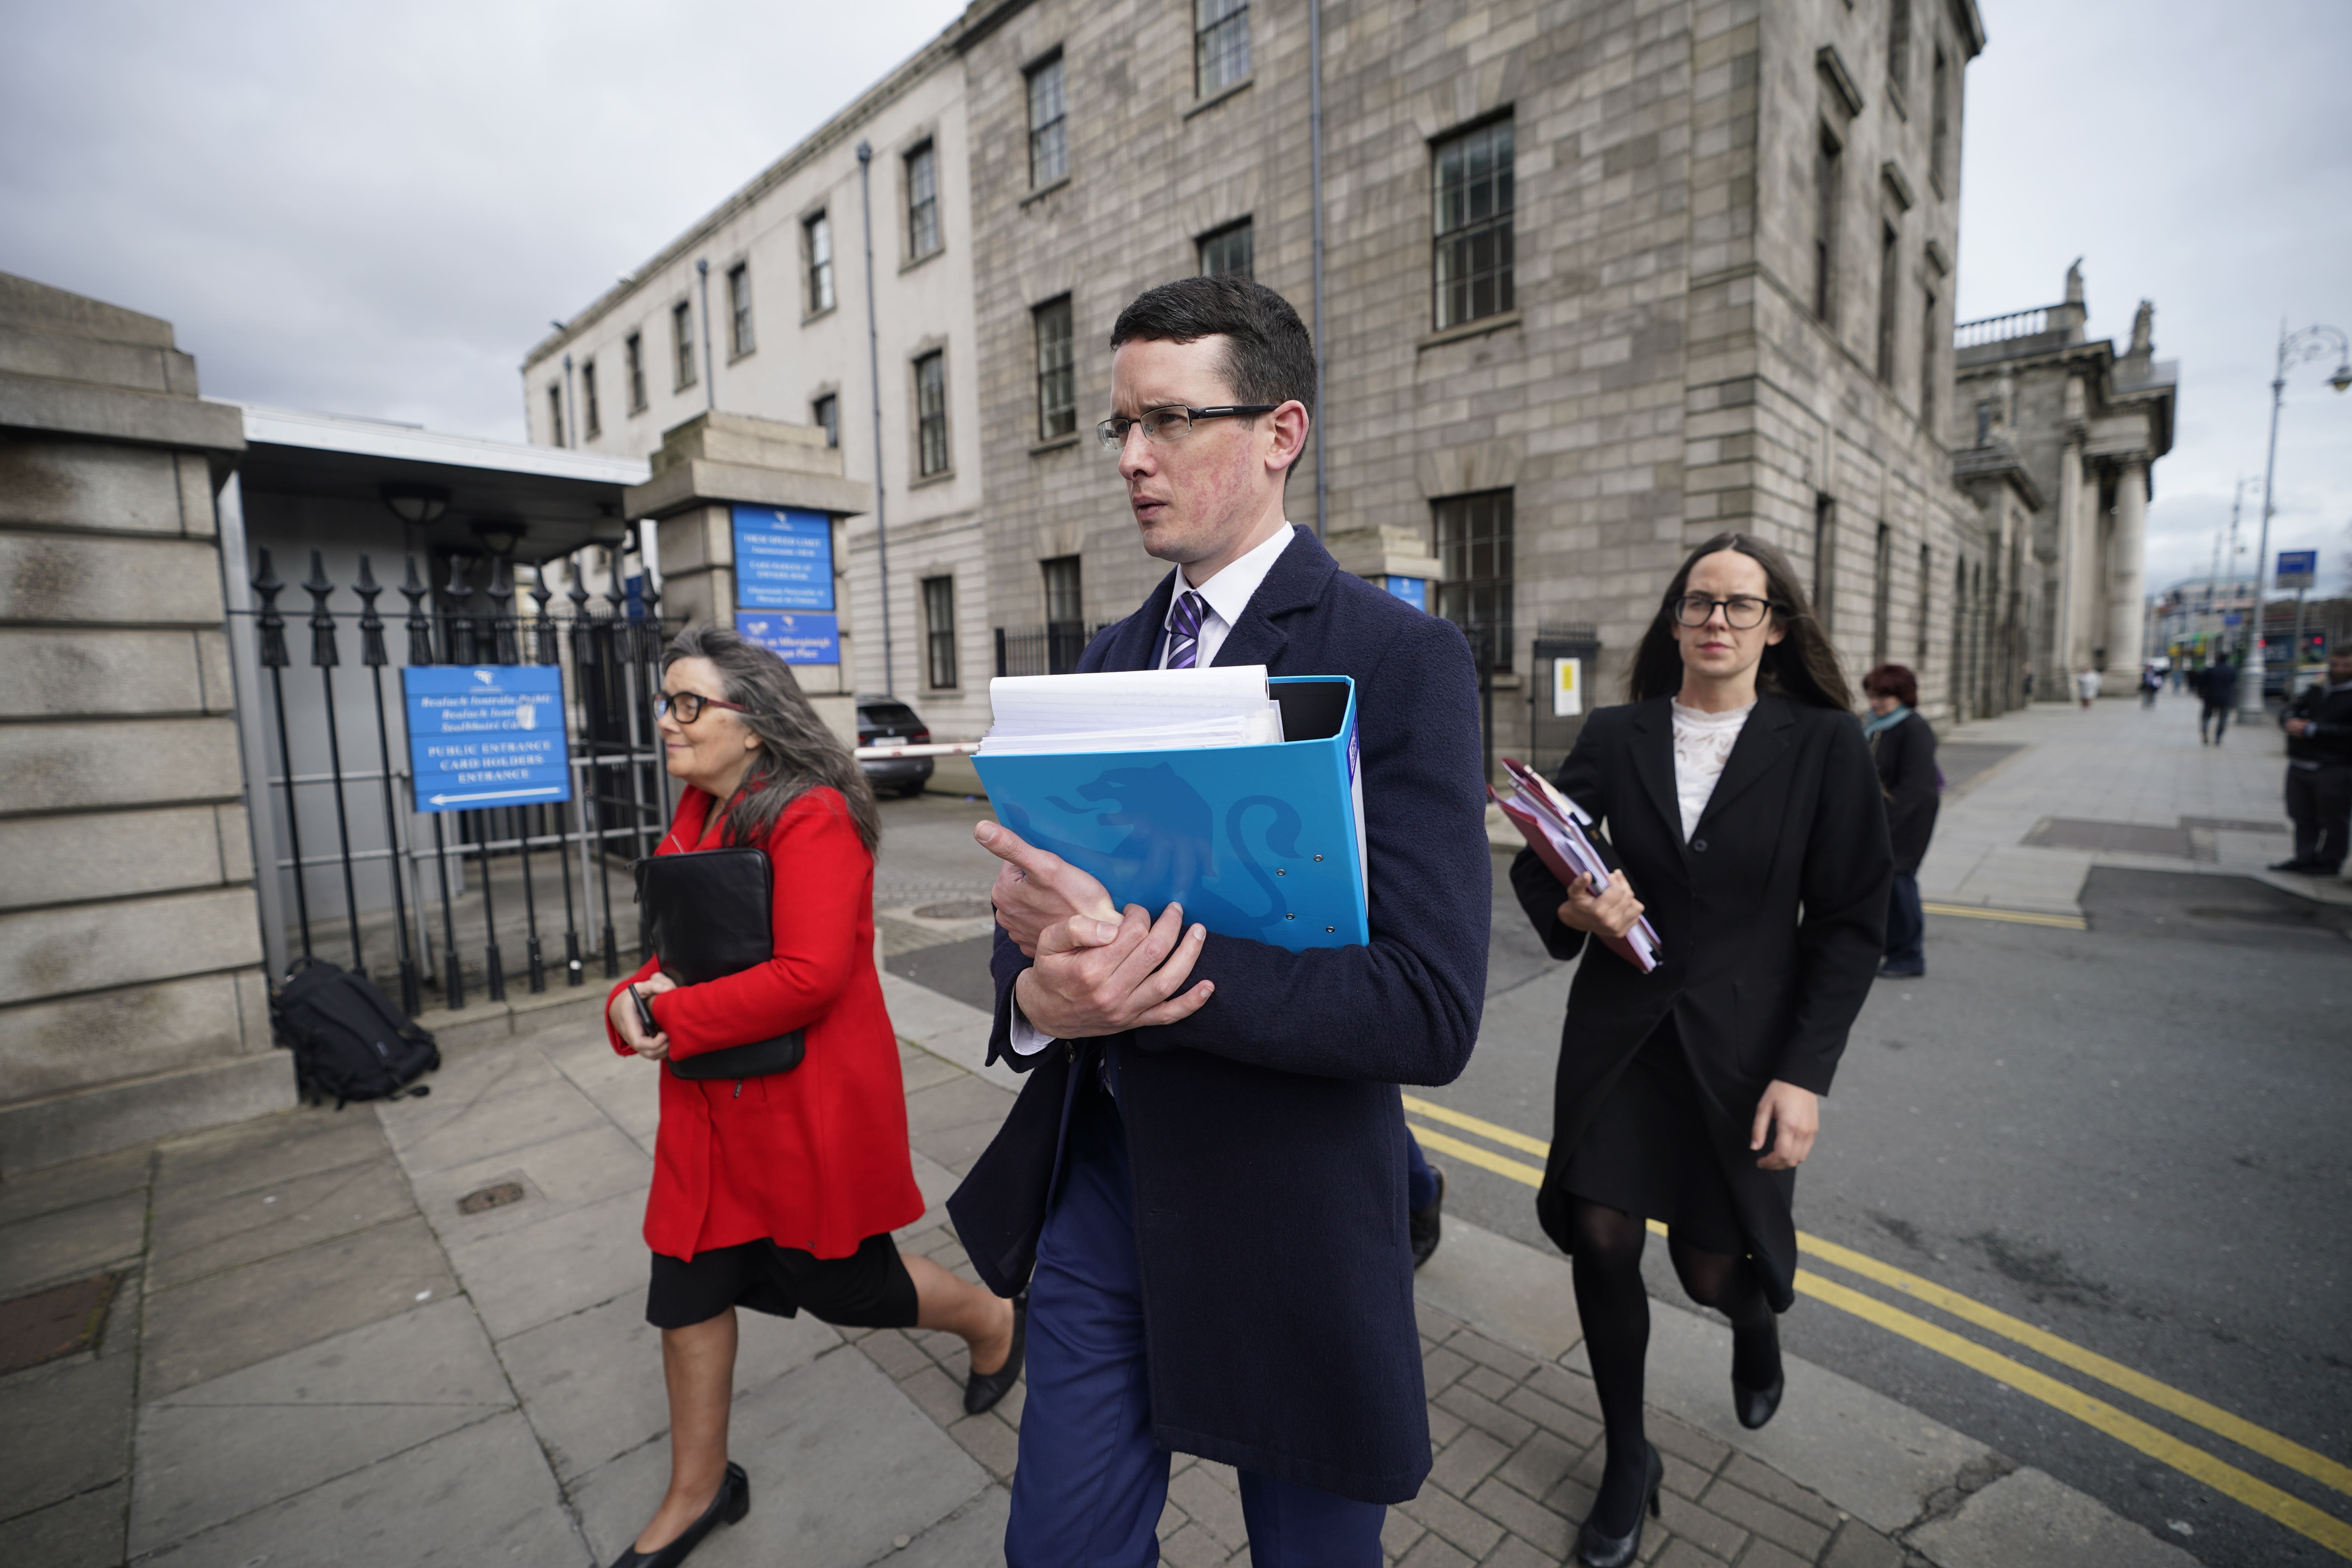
[4,0,2347,593]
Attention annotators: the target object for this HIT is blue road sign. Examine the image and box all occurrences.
[2276,549,2318,587]
[731,505,834,610]
[1381,575,1430,612]
[401,665,572,814]
[736,611,840,665]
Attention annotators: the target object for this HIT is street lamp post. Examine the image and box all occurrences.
[2242,321,2352,718]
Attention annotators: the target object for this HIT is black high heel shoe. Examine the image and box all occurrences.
[963,1292,1027,1415]
[1733,1315,1785,1430]
[605,1461,750,1568]
[1574,1440,1662,1568]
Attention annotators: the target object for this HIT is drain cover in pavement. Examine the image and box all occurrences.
[457,1181,527,1215]
[0,1272,118,1375]
[2022,817,2194,858]
[912,899,993,920]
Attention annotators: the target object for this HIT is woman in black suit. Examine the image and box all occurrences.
[1863,663,1939,977]
[1510,534,1891,1566]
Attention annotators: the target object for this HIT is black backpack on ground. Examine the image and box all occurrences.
[270,958,439,1107]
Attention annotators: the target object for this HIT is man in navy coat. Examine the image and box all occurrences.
[946,276,1491,1564]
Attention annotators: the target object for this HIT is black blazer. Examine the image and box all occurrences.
[1510,694,1890,1307]
[947,528,1491,1504]
[1870,710,1940,874]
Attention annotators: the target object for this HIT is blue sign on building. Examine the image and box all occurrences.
[401,665,572,814]
[737,611,841,665]
[731,505,834,610]
[2276,549,2318,587]
[1381,575,1429,612]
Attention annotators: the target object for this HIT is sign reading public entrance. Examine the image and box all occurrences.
[731,505,835,610]
[401,666,572,814]
[1553,657,1584,717]
[2276,549,2318,588]
[736,611,840,666]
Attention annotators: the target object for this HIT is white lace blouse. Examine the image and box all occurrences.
[1669,699,1755,842]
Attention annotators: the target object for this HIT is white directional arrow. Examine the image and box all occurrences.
[428,787,565,806]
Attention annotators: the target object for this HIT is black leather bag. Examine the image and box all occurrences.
[633,846,805,1080]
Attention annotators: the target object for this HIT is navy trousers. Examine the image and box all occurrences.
[1883,871,1925,970]
[1405,1129,1440,1212]
[1004,1062,1389,1568]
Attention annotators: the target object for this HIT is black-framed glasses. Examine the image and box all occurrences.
[1094,403,1279,454]
[655,690,749,724]
[1671,594,1780,630]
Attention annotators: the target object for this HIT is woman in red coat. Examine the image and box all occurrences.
[602,624,1021,1568]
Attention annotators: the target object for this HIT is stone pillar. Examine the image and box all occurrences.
[0,272,287,1175]
[624,412,873,744]
[2048,434,2085,695]
[2102,458,2150,690]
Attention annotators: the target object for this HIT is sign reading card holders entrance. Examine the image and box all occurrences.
[731,504,835,610]
[400,666,572,814]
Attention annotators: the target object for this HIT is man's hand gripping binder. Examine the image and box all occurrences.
[1490,757,1662,974]
[972,675,1370,951]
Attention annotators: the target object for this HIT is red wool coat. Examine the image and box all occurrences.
[606,785,923,1261]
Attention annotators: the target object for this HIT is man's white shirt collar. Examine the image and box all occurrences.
[1163,522,1299,644]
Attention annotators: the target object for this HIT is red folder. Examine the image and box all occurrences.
[1490,758,1662,974]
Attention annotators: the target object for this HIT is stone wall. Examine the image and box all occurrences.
[0,272,288,1176]
[956,0,1988,746]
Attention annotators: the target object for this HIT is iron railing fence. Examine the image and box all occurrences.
[239,545,680,1018]
[993,621,1118,677]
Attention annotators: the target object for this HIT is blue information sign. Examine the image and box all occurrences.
[736,611,840,665]
[2276,549,2318,587]
[731,505,834,610]
[401,666,572,814]
[1382,575,1430,612]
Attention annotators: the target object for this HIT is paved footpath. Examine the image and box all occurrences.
[4,944,2210,1567]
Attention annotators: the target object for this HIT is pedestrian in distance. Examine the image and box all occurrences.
[1863,664,1938,978]
[2271,643,2352,877]
[1509,534,1890,1568]
[602,626,1020,1568]
[2200,654,2238,744]
[950,276,1491,1567]
[2074,666,2101,708]
[2140,664,2163,708]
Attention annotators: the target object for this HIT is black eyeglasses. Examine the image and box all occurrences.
[1095,403,1279,454]
[1671,594,1781,630]
[655,690,748,723]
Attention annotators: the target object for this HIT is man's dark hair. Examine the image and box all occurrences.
[1109,275,1316,417]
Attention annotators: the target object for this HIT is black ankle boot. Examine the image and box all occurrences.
[1733,1314,1785,1430]
[1574,1441,1661,1567]
[606,1461,750,1568]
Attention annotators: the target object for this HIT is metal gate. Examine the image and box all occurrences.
[239,538,679,1017]
[1527,622,1600,780]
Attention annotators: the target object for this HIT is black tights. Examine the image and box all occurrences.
[1564,1198,1779,1532]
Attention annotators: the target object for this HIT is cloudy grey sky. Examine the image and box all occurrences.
[4,0,2347,592]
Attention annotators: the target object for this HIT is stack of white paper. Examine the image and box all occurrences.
[982,666,1285,755]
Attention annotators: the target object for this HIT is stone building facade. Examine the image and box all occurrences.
[535,0,2005,750]
[0,274,287,1175]
[522,28,995,740]
[1951,262,2177,700]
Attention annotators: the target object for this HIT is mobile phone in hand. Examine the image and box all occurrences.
[630,985,658,1038]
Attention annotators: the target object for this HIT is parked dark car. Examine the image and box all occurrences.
[856,696,934,798]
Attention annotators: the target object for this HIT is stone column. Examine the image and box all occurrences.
[0,273,286,1174]
[624,412,873,744]
[2048,434,2084,695]
[2101,458,2150,690]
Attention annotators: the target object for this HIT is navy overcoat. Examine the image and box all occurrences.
[947,527,1492,1504]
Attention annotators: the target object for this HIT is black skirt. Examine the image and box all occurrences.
[647,1232,920,1331]
[1559,1017,1753,1258]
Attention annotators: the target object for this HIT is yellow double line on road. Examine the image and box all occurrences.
[1401,1094,2352,1559]
[1919,901,2088,930]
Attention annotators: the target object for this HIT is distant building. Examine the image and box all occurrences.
[1951,262,2178,699]
[533,0,2005,753]
[2149,575,2258,665]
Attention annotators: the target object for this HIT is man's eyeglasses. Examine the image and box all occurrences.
[1094,404,1279,454]
[655,690,748,724]
[1671,594,1781,630]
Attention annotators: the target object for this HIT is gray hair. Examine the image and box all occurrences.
[662,621,880,853]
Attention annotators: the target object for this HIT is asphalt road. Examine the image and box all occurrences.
[870,792,2352,1566]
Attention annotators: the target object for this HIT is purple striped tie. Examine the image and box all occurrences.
[1166,590,1205,669]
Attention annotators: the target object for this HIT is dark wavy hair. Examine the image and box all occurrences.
[1863,663,1918,708]
[1626,532,1853,711]
[663,622,880,853]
